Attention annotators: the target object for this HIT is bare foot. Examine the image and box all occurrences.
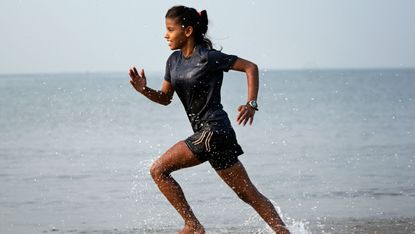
[178,223,205,234]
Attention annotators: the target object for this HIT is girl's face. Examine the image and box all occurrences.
[164,17,192,50]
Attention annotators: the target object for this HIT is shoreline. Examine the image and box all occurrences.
[309,216,415,234]
[21,216,415,234]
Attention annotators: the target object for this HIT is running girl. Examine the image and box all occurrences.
[129,5,290,234]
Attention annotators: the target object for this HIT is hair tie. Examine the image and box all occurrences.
[198,11,202,17]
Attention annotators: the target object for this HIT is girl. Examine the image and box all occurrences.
[129,5,290,234]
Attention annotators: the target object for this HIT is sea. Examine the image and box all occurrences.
[1,69,414,234]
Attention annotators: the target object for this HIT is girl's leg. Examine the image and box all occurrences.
[216,160,290,234]
[150,141,205,234]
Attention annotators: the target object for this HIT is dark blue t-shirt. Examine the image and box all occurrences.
[164,45,238,132]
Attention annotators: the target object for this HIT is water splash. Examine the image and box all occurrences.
[129,160,312,233]
[129,158,179,228]
[241,201,312,234]
[286,218,312,234]
[277,203,312,234]
[130,159,154,203]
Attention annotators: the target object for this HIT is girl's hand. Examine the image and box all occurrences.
[129,66,147,93]
[237,104,256,126]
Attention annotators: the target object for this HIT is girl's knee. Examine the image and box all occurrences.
[150,161,169,180]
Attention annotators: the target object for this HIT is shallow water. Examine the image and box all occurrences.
[1,69,414,233]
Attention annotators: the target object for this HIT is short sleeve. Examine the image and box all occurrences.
[164,52,178,82]
[164,59,171,82]
[208,50,238,72]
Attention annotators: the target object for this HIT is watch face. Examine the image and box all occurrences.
[248,100,258,110]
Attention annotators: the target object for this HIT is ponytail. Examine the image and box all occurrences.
[197,10,213,49]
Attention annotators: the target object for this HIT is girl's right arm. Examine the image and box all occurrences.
[129,66,174,106]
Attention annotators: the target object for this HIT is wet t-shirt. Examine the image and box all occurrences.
[164,45,238,132]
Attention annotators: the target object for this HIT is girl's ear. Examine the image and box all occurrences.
[184,26,194,38]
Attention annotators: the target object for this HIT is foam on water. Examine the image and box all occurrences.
[241,211,312,234]
[280,210,312,234]
[285,219,312,234]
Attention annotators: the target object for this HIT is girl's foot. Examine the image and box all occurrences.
[178,222,205,234]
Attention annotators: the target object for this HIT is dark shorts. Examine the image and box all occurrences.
[184,128,244,171]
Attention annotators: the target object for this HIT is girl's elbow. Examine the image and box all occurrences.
[248,62,258,74]
[163,100,172,106]
[162,97,173,106]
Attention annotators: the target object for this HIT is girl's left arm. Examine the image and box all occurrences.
[231,57,259,126]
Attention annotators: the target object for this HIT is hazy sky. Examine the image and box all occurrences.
[1,0,414,74]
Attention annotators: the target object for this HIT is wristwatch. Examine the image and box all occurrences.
[247,100,259,111]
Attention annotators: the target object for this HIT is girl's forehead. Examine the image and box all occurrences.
[165,17,180,26]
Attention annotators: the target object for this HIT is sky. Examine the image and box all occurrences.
[1,0,414,74]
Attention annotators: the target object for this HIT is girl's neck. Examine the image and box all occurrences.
[181,40,196,58]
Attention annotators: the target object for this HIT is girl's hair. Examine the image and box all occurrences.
[165,5,213,49]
